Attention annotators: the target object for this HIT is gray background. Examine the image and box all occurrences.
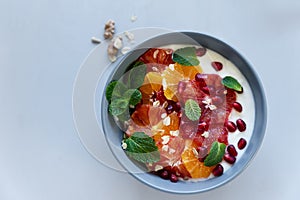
[1,0,299,199]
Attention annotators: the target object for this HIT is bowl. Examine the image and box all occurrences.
[97,31,267,194]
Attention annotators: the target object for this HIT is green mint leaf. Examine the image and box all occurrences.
[127,61,146,89]
[185,99,201,121]
[172,47,200,66]
[222,76,243,92]
[123,132,160,163]
[124,89,142,106]
[204,141,226,167]
[108,98,129,116]
[106,80,128,102]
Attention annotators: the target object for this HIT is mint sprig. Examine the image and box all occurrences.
[172,47,200,66]
[204,141,226,167]
[106,61,146,118]
[222,76,243,93]
[184,99,201,121]
[123,132,160,163]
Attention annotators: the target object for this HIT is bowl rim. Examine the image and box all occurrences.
[97,31,267,194]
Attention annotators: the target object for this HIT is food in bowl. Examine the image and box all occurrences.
[105,44,255,183]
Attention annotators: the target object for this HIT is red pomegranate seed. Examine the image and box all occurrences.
[159,170,169,180]
[211,61,223,71]
[198,121,208,131]
[196,47,207,57]
[170,174,178,183]
[166,104,173,114]
[238,138,247,149]
[226,121,237,132]
[224,153,236,164]
[227,144,238,157]
[236,119,246,132]
[212,164,224,177]
[233,102,243,112]
[202,86,210,94]
[195,73,207,87]
[197,146,208,161]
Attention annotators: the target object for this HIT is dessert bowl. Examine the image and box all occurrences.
[95,31,267,194]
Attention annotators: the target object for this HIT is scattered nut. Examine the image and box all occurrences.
[103,20,115,39]
[91,36,102,44]
[121,46,131,55]
[113,36,123,49]
[107,40,118,62]
[130,15,137,22]
[124,31,134,41]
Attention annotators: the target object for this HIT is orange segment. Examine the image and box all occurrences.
[139,72,163,104]
[181,148,213,178]
[162,63,202,101]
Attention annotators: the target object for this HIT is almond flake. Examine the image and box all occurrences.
[130,15,137,22]
[162,145,169,152]
[161,113,167,119]
[163,116,171,126]
[201,131,209,138]
[161,135,170,145]
[121,141,127,149]
[124,31,134,41]
[154,165,163,171]
[169,64,175,71]
[170,130,179,137]
[152,66,159,72]
[113,36,123,49]
[121,46,131,55]
[162,78,167,90]
[153,49,159,59]
[192,147,198,157]
[169,148,176,154]
[153,100,160,107]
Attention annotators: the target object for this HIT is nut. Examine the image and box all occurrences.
[103,20,115,39]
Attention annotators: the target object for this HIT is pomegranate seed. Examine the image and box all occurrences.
[166,104,173,114]
[212,164,224,177]
[224,153,236,164]
[174,102,181,112]
[211,61,223,71]
[196,47,207,57]
[202,86,210,94]
[238,138,247,149]
[170,174,178,183]
[236,119,246,132]
[198,121,208,131]
[226,121,237,132]
[159,170,169,180]
[227,145,238,157]
[233,102,243,112]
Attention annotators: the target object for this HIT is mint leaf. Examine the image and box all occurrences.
[222,76,243,92]
[128,61,146,89]
[124,89,142,106]
[185,99,201,121]
[123,132,160,163]
[172,47,200,66]
[106,80,128,102]
[204,141,226,167]
[108,98,129,116]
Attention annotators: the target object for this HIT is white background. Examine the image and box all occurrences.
[1,0,300,199]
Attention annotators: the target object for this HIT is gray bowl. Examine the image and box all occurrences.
[97,32,267,194]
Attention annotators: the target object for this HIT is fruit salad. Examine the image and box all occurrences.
[105,45,254,182]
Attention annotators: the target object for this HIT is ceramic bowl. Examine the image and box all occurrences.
[96,31,267,194]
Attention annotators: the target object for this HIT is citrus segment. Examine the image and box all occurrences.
[181,148,213,178]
